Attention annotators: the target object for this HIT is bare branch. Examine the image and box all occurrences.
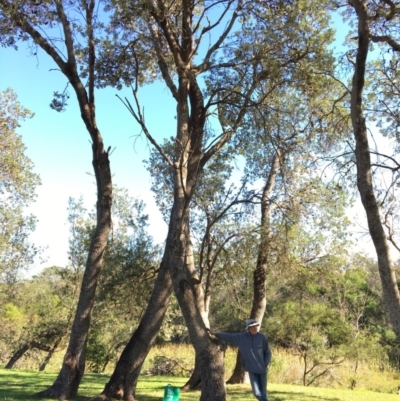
[197,0,242,73]
[116,94,173,167]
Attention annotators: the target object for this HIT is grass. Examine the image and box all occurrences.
[1,368,400,401]
[3,343,400,400]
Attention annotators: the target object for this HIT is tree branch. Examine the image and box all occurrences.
[116,94,173,167]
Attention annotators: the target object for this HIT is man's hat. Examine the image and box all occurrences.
[245,318,259,331]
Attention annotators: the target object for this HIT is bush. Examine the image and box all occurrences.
[145,355,191,376]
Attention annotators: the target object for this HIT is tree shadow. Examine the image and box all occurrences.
[269,389,342,401]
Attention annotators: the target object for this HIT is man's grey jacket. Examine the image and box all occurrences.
[215,331,272,374]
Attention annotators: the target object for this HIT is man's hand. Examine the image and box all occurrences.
[206,328,216,336]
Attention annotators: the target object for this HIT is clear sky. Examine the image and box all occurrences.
[1,43,177,273]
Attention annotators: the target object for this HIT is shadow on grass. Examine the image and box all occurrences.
[0,370,54,400]
[0,370,348,401]
[268,390,342,401]
[225,386,343,401]
[0,370,109,401]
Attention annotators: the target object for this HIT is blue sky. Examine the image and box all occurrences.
[0,9,379,275]
[1,43,177,272]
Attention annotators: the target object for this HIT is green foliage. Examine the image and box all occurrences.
[0,88,41,284]
[65,187,163,371]
[3,302,24,322]
[0,265,78,368]
[86,328,109,374]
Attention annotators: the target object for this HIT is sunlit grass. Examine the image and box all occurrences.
[1,368,400,401]
[2,343,400,400]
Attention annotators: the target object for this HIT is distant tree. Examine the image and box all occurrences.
[225,31,350,379]
[1,265,78,370]
[0,88,40,287]
[64,188,161,374]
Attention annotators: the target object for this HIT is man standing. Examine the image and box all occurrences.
[208,318,272,401]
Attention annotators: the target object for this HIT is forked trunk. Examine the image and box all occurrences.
[168,192,227,400]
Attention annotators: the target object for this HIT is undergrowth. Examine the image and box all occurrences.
[4,343,400,394]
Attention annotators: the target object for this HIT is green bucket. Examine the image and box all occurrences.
[163,384,180,401]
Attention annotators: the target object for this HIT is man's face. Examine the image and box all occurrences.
[248,325,259,335]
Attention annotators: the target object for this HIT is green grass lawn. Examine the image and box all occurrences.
[0,368,399,401]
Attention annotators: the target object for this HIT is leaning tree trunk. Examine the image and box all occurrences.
[1,1,114,398]
[94,257,173,401]
[39,336,64,372]
[33,3,113,398]
[350,0,400,337]
[35,129,112,398]
[5,344,31,369]
[228,151,281,383]
[5,341,52,369]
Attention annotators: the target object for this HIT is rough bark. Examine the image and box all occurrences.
[349,0,400,337]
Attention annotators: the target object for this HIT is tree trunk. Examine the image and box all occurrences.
[228,151,280,383]
[350,0,400,337]
[94,258,173,401]
[226,350,248,384]
[39,336,64,372]
[168,189,226,401]
[5,343,31,369]
[35,158,111,398]
[182,358,202,391]
[6,341,53,369]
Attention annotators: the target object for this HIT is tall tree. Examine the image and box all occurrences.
[0,1,113,398]
[226,12,347,376]
[340,0,400,337]
[96,1,337,400]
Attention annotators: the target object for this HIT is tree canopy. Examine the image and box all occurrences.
[0,88,40,286]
